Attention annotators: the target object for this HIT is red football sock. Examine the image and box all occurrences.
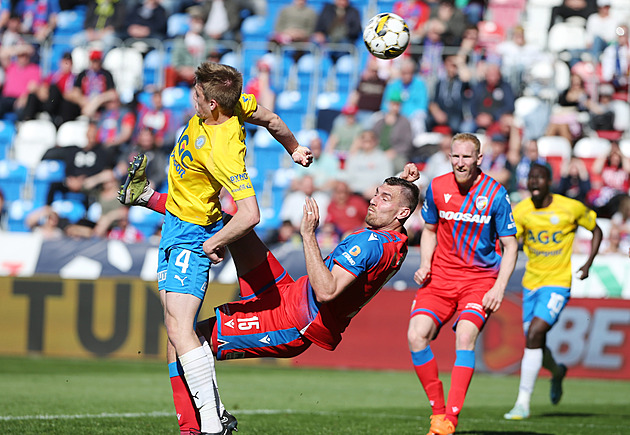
[445,350,475,427]
[411,347,445,415]
[147,191,167,214]
[169,364,200,434]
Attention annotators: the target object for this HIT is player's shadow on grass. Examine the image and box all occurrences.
[539,411,598,418]
[456,431,554,435]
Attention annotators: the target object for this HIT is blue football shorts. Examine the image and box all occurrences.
[522,285,570,333]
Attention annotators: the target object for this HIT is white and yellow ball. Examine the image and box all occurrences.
[363,13,410,60]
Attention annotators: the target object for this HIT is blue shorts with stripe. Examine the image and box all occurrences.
[522,285,570,333]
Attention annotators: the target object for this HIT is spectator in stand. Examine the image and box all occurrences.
[292,133,339,192]
[312,0,362,61]
[426,53,471,134]
[372,91,414,173]
[0,43,41,120]
[431,0,468,46]
[347,58,388,126]
[381,58,429,137]
[325,105,363,161]
[345,129,395,200]
[164,6,210,88]
[418,133,453,194]
[265,219,302,247]
[545,72,589,143]
[26,207,65,240]
[585,0,617,62]
[457,24,486,81]
[269,0,318,52]
[589,140,630,217]
[600,24,630,94]
[202,0,247,43]
[244,58,276,112]
[507,138,549,202]
[120,0,167,43]
[586,83,616,132]
[496,25,548,96]
[418,18,446,78]
[557,157,592,204]
[469,61,515,133]
[71,0,127,52]
[13,0,59,42]
[1,13,25,49]
[325,178,368,237]
[67,49,117,118]
[134,89,175,148]
[0,189,6,231]
[392,0,431,44]
[279,174,330,230]
[548,0,597,31]
[480,133,512,187]
[20,51,80,127]
[96,92,136,152]
[609,195,630,255]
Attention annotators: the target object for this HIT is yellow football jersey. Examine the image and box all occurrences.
[165,94,258,226]
[513,194,597,290]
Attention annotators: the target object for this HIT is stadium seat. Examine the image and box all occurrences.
[514,96,543,124]
[103,47,145,103]
[167,13,190,38]
[547,22,587,53]
[0,120,16,160]
[619,139,630,158]
[241,15,272,42]
[143,49,168,88]
[57,119,89,148]
[612,100,630,133]
[162,86,192,112]
[32,160,66,206]
[0,160,29,202]
[536,135,572,183]
[573,136,611,183]
[71,46,89,74]
[51,198,86,223]
[128,206,164,239]
[12,119,58,169]
[7,199,36,232]
[55,8,86,37]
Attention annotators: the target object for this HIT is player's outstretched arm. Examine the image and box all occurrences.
[301,197,354,302]
[577,223,603,280]
[414,223,437,285]
[245,104,313,167]
[483,234,518,312]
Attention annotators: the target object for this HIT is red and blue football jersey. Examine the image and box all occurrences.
[422,172,516,280]
[295,228,408,350]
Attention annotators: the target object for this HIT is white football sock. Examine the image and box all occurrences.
[200,336,225,415]
[516,348,543,408]
[179,346,222,433]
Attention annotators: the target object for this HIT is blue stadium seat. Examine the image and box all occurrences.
[54,8,86,37]
[167,13,190,38]
[0,120,16,160]
[162,86,192,112]
[128,206,164,239]
[241,15,273,42]
[7,199,36,232]
[33,160,66,207]
[51,199,86,224]
[0,160,29,202]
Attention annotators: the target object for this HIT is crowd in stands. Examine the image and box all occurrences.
[0,0,629,257]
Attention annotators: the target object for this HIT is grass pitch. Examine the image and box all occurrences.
[0,356,628,434]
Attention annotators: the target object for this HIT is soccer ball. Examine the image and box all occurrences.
[363,13,410,60]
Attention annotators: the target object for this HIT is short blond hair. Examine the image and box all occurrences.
[195,62,243,113]
[452,132,481,155]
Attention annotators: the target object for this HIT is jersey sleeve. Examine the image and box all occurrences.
[237,93,258,119]
[494,188,517,237]
[513,201,526,241]
[421,183,439,225]
[575,201,597,231]
[331,231,383,277]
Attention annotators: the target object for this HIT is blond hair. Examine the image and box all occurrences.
[452,132,482,155]
[194,62,243,114]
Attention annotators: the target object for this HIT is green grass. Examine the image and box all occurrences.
[0,356,628,434]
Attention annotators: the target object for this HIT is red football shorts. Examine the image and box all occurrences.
[410,275,497,332]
